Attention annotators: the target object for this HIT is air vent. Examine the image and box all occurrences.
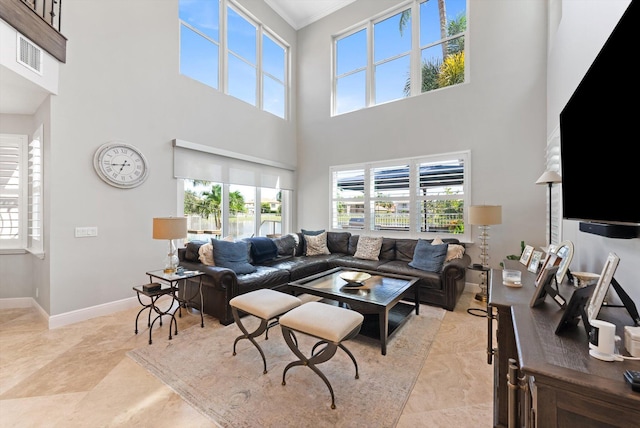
[17,35,43,74]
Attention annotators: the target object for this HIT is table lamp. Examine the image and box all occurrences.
[468,205,502,302]
[153,217,187,274]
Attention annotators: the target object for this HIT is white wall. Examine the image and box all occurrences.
[35,0,296,316]
[295,0,549,271]
[548,0,639,308]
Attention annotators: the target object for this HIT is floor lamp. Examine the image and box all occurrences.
[468,205,502,302]
[535,171,562,245]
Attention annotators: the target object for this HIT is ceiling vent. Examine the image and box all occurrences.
[17,35,43,75]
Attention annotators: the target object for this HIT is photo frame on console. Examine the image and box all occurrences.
[520,245,534,265]
[553,240,574,284]
[536,252,561,285]
[528,250,543,274]
[555,283,596,336]
[586,252,620,322]
[530,265,561,308]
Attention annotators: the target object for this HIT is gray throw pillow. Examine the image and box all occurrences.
[408,240,448,273]
[304,231,331,256]
[273,234,297,257]
[184,240,208,261]
[211,239,257,274]
[354,236,383,261]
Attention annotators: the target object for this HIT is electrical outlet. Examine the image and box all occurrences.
[75,227,98,237]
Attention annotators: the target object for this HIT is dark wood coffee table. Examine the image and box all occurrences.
[287,267,419,355]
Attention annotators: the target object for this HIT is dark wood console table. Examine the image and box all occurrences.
[488,260,640,427]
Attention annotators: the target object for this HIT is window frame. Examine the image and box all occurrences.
[330,151,470,241]
[332,0,467,116]
[179,0,290,119]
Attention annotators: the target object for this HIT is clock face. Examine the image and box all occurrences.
[93,142,149,189]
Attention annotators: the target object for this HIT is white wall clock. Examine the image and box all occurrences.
[93,141,149,189]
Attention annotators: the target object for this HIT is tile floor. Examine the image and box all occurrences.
[0,285,493,427]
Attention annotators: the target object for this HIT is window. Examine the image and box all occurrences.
[179,0,220,89]
[174,139,294,241]
[183,182,287,241]
[334,0,467,115]
[331,151,469,241]
[179,0,289,119]
[0,134,27,250]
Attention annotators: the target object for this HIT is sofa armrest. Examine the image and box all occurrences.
[196,265,239,296]
[441,254,471,281]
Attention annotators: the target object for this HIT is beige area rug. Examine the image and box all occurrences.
[127,304,445,428]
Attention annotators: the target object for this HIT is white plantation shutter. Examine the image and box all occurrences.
[28,125,43,255]
[0,134,27,249]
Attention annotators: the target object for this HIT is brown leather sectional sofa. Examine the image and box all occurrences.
[178,231,471,325]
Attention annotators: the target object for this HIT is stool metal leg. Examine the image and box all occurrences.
[311,340,359,379]
[231,307,270,374]
[281,327,340,409]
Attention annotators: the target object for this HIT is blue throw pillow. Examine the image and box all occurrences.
[301,228,325,236]
[408,240,448,273]
[211,239,257,274]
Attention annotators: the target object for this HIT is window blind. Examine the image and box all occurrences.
[28,125,43,254]
[0,134,27,248]
[172,139,295,190]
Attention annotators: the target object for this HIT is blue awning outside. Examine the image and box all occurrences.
[337,164,463,191]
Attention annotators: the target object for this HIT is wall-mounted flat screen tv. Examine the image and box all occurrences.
[559,0,639,227]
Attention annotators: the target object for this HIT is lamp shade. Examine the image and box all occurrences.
[535,170,562,185]
[468,205,502,226]
[152,217,187,240]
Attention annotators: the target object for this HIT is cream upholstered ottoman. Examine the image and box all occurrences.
[230,289,302,374]
[279,301,364,409]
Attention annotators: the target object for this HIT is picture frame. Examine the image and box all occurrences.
[553,240,574,284]
[519,245,534,266]
[536,252,561,285]
[555,283,596,336]
[586,252,620,322]
[530,265,560,307]
[527,250,543,273]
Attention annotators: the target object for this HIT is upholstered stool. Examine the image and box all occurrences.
[279,301,364,409]
[230,289,302,374]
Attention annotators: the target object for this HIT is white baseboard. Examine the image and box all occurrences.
[0,297,34,309]
[0,296,140,329]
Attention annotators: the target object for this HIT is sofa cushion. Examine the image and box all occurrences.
[212,239,257,274]
[185,240,208,262]
[198,242,214,265]
[394,239,418,262]
[304,231,331,256]
[326,231,351,254]
[354,236,383,260]
[431,236,466,261]
[409,240,448,273]
[246,237,278,264]
[272,234,297,257]
[445,244,466,261]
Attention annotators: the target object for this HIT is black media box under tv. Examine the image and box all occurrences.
[579,222,640,239]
